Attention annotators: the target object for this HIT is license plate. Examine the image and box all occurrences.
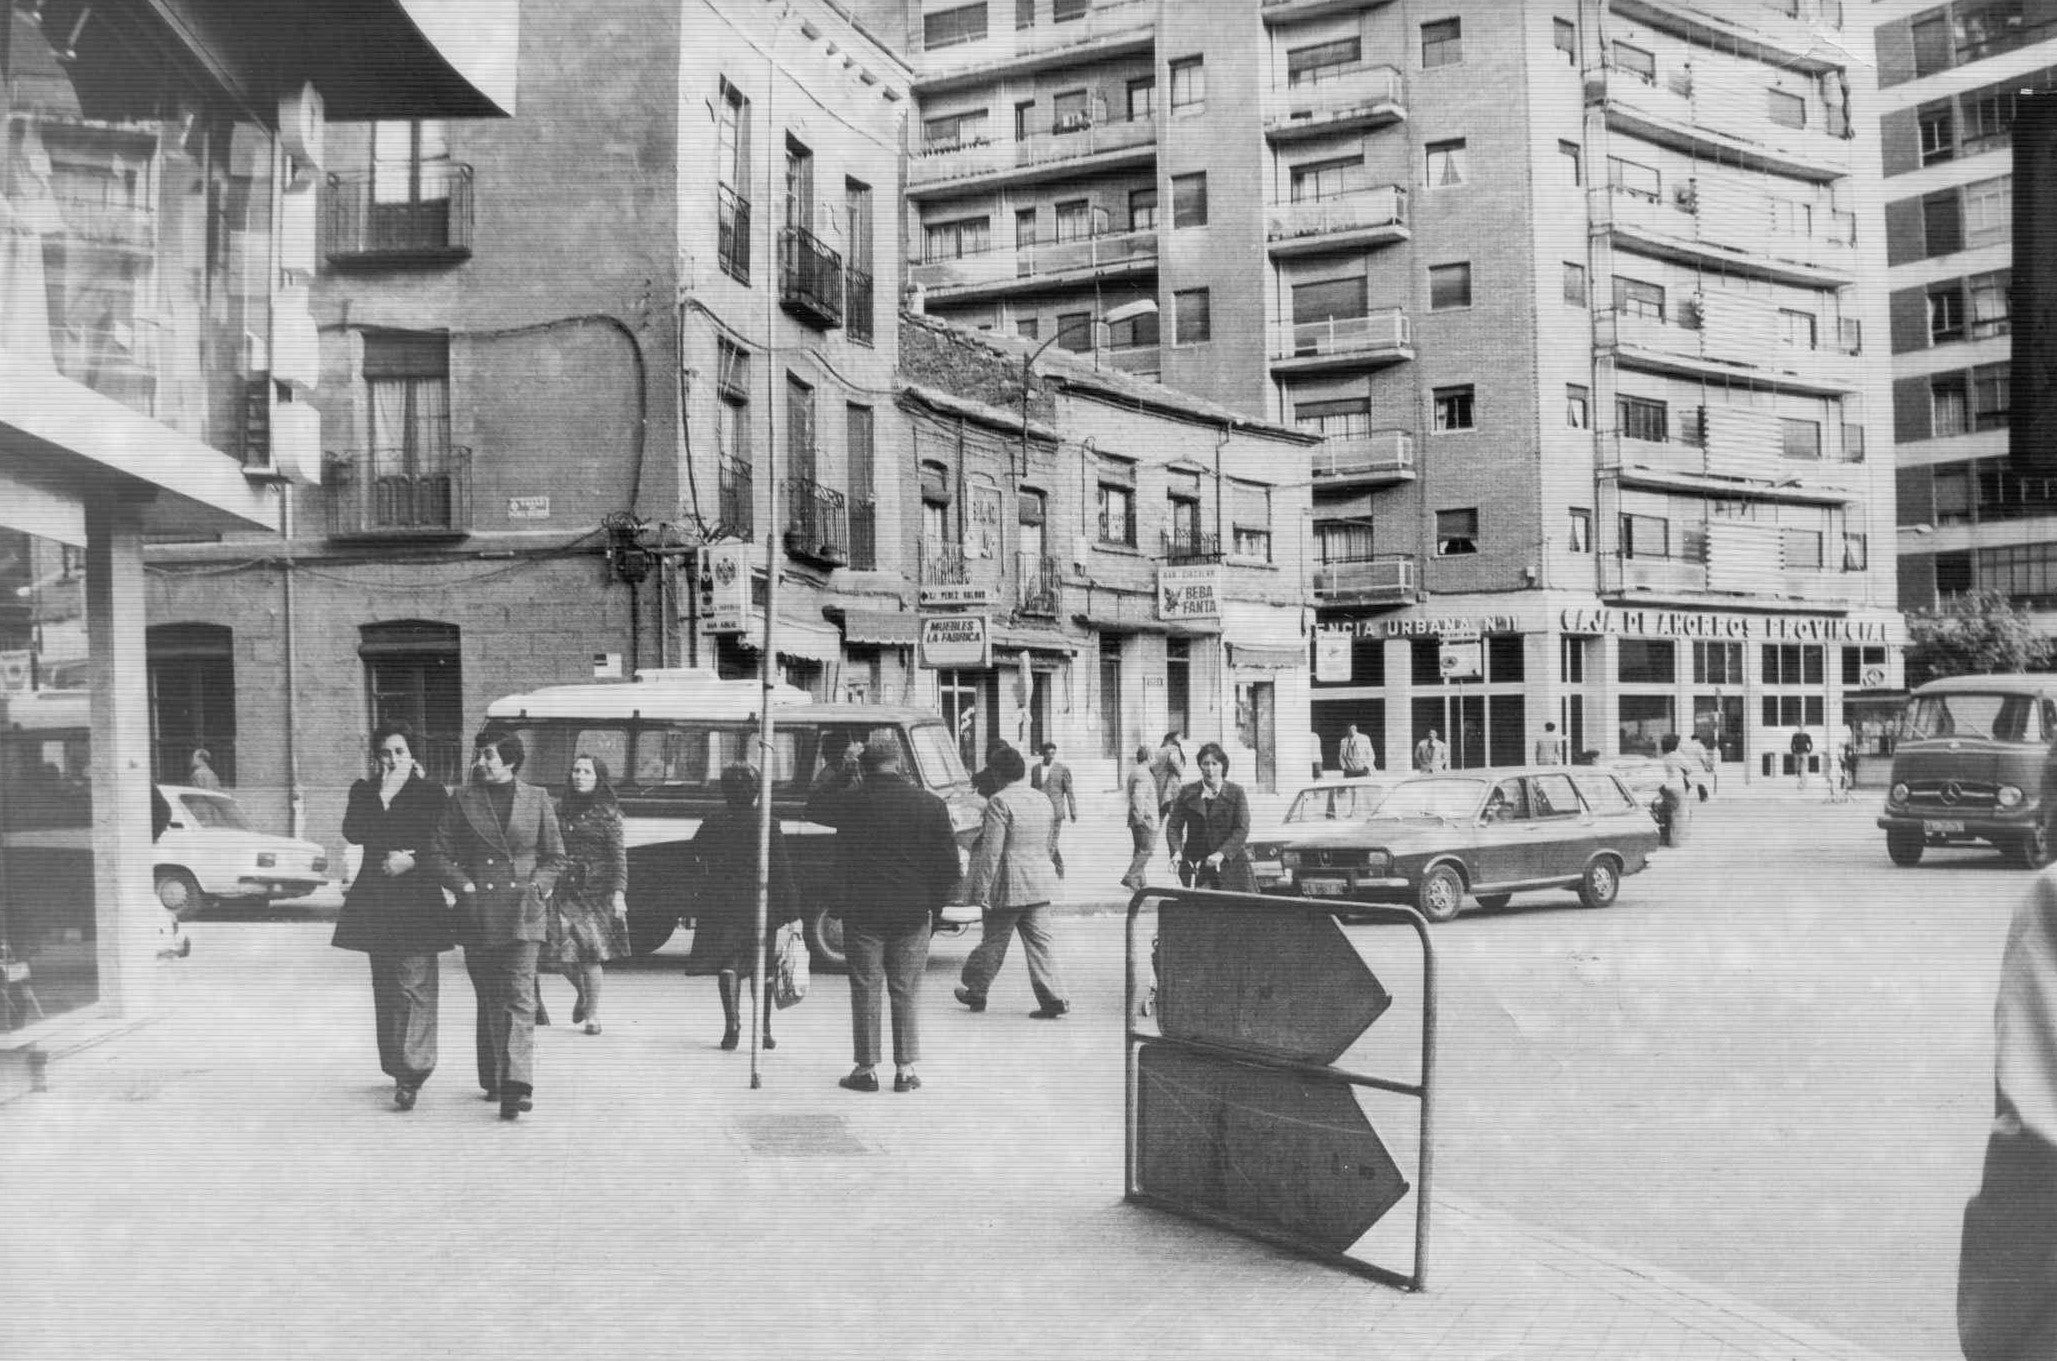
[1303,879,1347,898]
[1924,820,1965,835]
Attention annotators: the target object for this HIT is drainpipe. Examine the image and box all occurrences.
[281,487,304,839]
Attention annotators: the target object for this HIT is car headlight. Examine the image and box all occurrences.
[256,852,276,868]
[1364,850,1392,874]
[1282,850,1301,869]
[1999,785,2025,808]
[1890,782,1910,804]
[312,856,329,873]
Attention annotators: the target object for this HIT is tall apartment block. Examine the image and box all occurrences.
[865,0,1904,782]
[1871,3,2057,624]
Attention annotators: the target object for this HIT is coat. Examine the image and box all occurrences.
[1166,779,1256,893]
[685,804,802,975]
[545,797,630,965]
[1124,764,1159,829]
[965,781,1063,911]
[428,780,567,947]
[805,770,959,931]
[1030,760,1076,820]
[332,773,455,956]
[1149,744,1186,809]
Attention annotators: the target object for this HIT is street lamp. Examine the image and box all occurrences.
[1017,298,1158,477]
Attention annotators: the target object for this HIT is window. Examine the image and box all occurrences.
[923,109,989,149]
[1428,262,1472,310]
[847,405,876,569]
[363,623,466,786]
[372,118,453,212]
[364,332,452,524]
[1607,155,1660,202]
[1842,644,1888,686]
[1129,187,1157,231]
[1558,139,1582,186]
[1568,507,1592,552]
[1978,543,2057,608]
[148,625,238,786]
[1781,527,1824,570]
[845,179,874,344]
[1097,457,1137,545]
[1613,275,1665,319]
[1965,176,2012,248]
[1932,372,1970,437]
[785,376,816,483]
[923,2,988,49]
[1919,101,1955,164]
[1293,275,1366,325]
[1170,57,1205,112]
[1911,14,1952,79]
[1553,17,1577,64]
[1780,417,1821,460]
[1174,288,1211,344]
[1014,100,1036,140]
[1295,395,1370,439]
[1054,198,1092,241]
[1052,88,1090,133]
[1965,87,2018,153]
[1970,270,2011,338]
[1930,283,1966,343]
[1127,77,1155,121]
[1435,507,1478,555]
[1693,640,1744,685]
[1616,394,1667,442]
[1424,138,1467,187]
[716,343,752,517]
[1054,0,1087,20]
[1566,385,1589,429]
[1291,155,1362,202]
[1017,0,1034,29]
[1421,17,1462,67]
[1167,469,1202,548]
[1231,480,1272,561]
[1015,208,1037,248]
[1618,640,1675,684]
[1172,172,1208,227]
[1923,189,1965,256]
[1563,261,1587,306]
[1611,41,1654,84]
[1620,512,1669,558]
[1843,533,1868,572]
[925,216,989,261]
[1056,311,1093,353]
[1762,644,1824,687]
[716,81,751,282]
[1288,37,1361,85]
[1778,308,1818,349]
[1015,318,1039,340]
[1434,385,1475,431]
[1974,362,2011,430]
[1107,306,1157,350]
[783,137,814,232]
[1766,88,1806,129]
[1318,521,1376,564]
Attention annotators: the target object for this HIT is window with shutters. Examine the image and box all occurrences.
[847,405,875,568]
[1128,188,1156,230]
[717,81,752,283]
[923,109,989,150]
[1054,0,1086,20]
[1611,42,1655,84]
[923,3,988,49]
[924,216,989,261]
[1970,271,2011,338]
[1607,156,1659,202]
[786,377,816,483]
[1922,189,1963,256]
[1097,456,1137,546]
[1617,395,1668,442]
[1055,199,1091,241]
[1569,508,1591,553]
[1613,276,1665,319]
[1780,418,1821,461]
[1295,396,1370,439]
[1287,37,1360,85]
[1620,513,1669,559]
[1291,155,1362,202]
[1057,311,1093,353]
[1231,481,1272,562]
[1436,507,1479,554]
[1293,275,1365,325]
[1964,88,2018,153]
[1919,102,1955,164]
[1052,88,1091,133]
[1553,18,1577,63]
[1421,17,1462,68]
[1932,373,1970,437]
[1428,262,1472,310]
[1127,77,1155,121]
[1174,288,1210,345]
[1567,385,1589,429]
[1912,15,1952,78]
[1779,309,1818,350]
[1558,140,1582,186]
[1782,528,1824,571]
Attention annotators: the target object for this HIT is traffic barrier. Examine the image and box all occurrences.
[1124,886,1436,1291]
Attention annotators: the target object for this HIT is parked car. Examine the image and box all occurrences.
[1270,768,1660,922]
[154,785,330,916]
[1601,754,1670,809]
[1247,777,1394,892]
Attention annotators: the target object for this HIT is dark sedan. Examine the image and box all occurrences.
[1269,768,1661,922]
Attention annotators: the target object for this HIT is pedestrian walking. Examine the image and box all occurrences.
[1790,728,1815,789]
[429,732,566,1122]
[1836,731,1861,802]
[1340,724,1377,777]
[957,744,1071,1019]
[1309,728,1323,780]
[332,722,452,1112]
[1534,722,1568,767]
[538,754,629,1036]
[807,742,959,1094]
[1121,745,1158,892]
[186,748,223,790]
[1957,868,2057,1361]
[689,763,800,1052]
[1413,728,1449,773]
[1031,742,1076,875]
[1656,733,1695,847]
[1688,727,1718,799]
[1150,730,1187,859]
[1166,742,1256,892]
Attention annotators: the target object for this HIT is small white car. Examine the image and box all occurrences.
[154,785,329,916]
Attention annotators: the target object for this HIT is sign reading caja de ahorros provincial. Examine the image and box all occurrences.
[1158,564,1221,621]
[918,613,992,669]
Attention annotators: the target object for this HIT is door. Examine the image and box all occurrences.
[1099,637,1123,759]
[1526,772,1593,878]
[1471,776,1539,885]
[1693,694,1745,767]
[1241,681,1276,792]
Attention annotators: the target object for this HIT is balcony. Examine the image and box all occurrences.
[1160,529,1224,565]
[907,116,1156,199]
[1598,64,1851,183]
[1598,552,1707,599]
[779,227,844,330]
[782,477,848,567]
[1266,64,1406,143]
[718,456,753,538]
[912,0,1155,92]
[325,447,472,539]
[910,227,1157,302]
[1270,308,1413,376]
[1313,554,1417,605]
[1311,428,1415,486]
[1018,554,1062,616]
[1609,0,1845,74]
[1604,299,1860,397]
[1594,181,1855,289]
[323,166,475,267]
[1266,184,1408,258]
[1262,0,1402,20]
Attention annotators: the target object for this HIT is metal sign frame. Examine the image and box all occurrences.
[1124,886,1437,1292]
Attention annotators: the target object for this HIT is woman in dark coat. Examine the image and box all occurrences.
[540,754,630,1036]
[688,764,800,1051]
[332,722,453,1111]
[1165,741,1257,893]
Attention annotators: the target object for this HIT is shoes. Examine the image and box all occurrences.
[572,1001,587,1025]
[498,1087,533,1121]
[720,1026,740,1051]
[393,1082,419,1111]
[481,1088,498,1102]
[893,1072,922,1093]
[1029,1000,1071,1019]
[535,1006,552,1027]
[582,1020,602,1036]
[953,986,987,1013]
[762,1033,776,1051]
[838,1069,880,1093]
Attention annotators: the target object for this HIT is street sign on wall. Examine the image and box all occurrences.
[703,542,758,634]
[918,613,992,669]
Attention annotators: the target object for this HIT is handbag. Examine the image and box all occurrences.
[772,920,809,1010]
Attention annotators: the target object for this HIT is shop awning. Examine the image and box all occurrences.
[835,609,918,647]
[995,624,1076,654]
[735,614,844,663]
[1229,643,1307,671]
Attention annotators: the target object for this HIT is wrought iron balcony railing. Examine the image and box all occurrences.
[782,476,849,565]
[718,455,753,538]
[846,266,875,344]
[779,226,845,329]
[324,165,475,266]
[1017,554,1061,615]
[325,446,472,538]
[1159,529,1224,564]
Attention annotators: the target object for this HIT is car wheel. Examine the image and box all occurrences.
[154,868,205,919]
[2015,820,2056,869]
[1474,893,1512,911]
[1885,829,1925,867]
[625,902,677,955]
[1577,856,1622,909]
[1416,863,1465,923]
[804,907,849,974]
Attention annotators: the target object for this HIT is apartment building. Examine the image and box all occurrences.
[1871,2,2057,627]
[145,0,910,852]
[865,0,1903,782]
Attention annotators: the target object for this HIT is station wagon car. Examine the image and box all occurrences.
[1271,768,1660,922]
[1246,777,1394,891]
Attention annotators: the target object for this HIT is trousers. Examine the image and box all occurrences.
[960,903,1067,1011]
[368,951,439,1086]
[465,940,539,1095]
[1122,821,1156,891]
[846,918,929,1067]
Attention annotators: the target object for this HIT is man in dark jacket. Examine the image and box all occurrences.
[807,741,960,1093]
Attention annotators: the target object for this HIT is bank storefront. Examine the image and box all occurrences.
[1311,595,1905,783]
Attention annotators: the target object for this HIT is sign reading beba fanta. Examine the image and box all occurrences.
[1158,564,1221,621]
